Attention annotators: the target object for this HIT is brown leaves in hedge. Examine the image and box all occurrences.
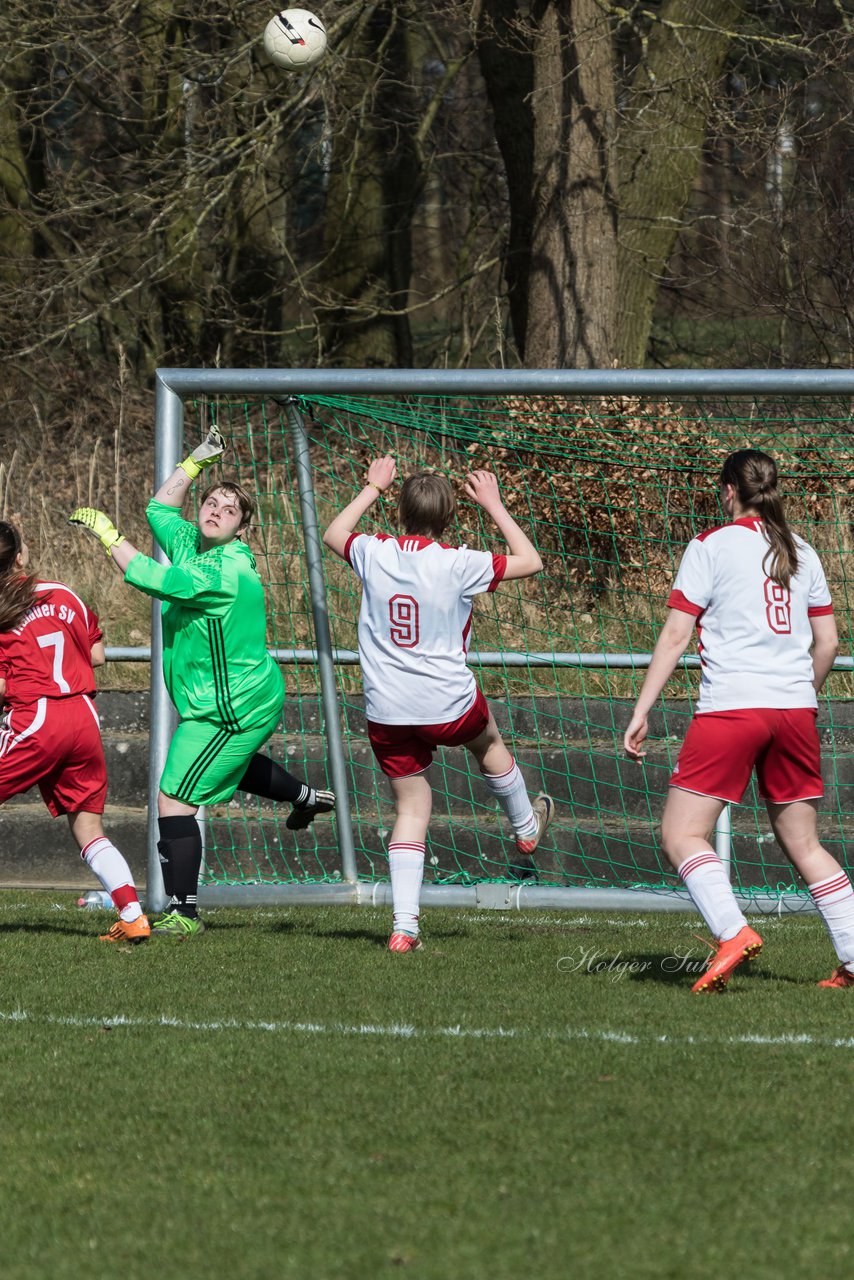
[459,394,854,609]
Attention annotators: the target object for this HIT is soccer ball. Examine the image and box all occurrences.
[263,9,328,71]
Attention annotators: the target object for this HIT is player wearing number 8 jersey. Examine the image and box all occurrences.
[669,517,831,714]
[624,449,854,991]
[324,457,554,952]
[0,521,149,942]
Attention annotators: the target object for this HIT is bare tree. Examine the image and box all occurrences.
[660,2,854,368]
[315,2,420,366]
[616,0,745,368]
[0,0,852,391]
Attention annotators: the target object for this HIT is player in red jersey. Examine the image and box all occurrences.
[0,520,149,942]
[624,450,854,991]
[324,457,554,953]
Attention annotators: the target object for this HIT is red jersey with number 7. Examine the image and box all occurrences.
[344,533,506,724]
[668,517,833,713]
[0,581,102,705]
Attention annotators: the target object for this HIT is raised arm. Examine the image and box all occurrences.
[69,508,226,611]
[69,508,140,575]
[623,608,697,760]
[152,425,227,507]
[463,470,542,581]
[323,456,397,558]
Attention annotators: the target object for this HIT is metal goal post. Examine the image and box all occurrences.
[146,367,854,917]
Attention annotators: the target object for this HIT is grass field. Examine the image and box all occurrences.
[1,895,852,1279]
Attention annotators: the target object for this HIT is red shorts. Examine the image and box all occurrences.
[368,688,490,779]
[670,708,823,805]
[0,695,108,816]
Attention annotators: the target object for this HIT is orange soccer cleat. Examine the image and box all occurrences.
[691,925,763,994]
[818,964,854,989]
[387,931,424,954]
[99,914,151,944]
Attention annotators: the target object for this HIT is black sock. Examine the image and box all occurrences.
[238,753,313,806]
[157,815,202,918]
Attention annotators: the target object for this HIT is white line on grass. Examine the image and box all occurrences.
[1,1008,853,1051]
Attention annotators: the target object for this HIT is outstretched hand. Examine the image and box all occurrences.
[367,456,397,493]
[463,469,503,513]
[69,507,125,555]
[190,425,227,467]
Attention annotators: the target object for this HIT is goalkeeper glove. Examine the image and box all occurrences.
[68,508,126,556]
[178,425,227,480]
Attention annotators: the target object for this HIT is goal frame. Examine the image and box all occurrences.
[148,367,854,916]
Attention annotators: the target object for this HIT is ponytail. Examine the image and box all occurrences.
[719,450,798,589]
[0,521,38,633]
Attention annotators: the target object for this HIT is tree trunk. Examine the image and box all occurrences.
[317,4,418,367]
[524,0,618,368]
[616,0,744,368]
[0,45,43,274]
[477,0,535,358]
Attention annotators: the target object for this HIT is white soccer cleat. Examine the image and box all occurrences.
[516,793,555,856]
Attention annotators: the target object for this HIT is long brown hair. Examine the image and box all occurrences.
[719,450,799,589]
[398,472,455,538]
[0,521,38,633]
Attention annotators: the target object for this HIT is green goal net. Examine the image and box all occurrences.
[181,390,854,903]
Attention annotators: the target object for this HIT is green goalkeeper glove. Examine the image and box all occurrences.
[68,508,126,556]
[177,425,227,480]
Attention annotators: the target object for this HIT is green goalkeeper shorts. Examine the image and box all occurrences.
[159,703,284,806]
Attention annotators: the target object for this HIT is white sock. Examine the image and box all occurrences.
[809,871,854,971]
[389,842,425,935]
[678,849,746,942]
[81,837,142,923]
[481,759,537,839]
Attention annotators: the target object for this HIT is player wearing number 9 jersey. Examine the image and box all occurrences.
[324,457,555,953]
[0,521,149,942]
[624,449,854,991]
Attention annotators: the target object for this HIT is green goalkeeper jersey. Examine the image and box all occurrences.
[124,500,284,728]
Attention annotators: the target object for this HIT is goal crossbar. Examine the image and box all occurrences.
[148,368,854,915]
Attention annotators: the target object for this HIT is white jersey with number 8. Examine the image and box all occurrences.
[668,516,833,712]
[344,532,506,724]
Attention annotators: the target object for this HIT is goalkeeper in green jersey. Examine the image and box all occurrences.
[70,427,334,938]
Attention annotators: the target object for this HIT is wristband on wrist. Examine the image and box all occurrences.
[102,533,126,557]
[367,482,385,495]
[178,456,203,480]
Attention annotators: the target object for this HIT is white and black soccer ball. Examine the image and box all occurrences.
[263,9,328,71]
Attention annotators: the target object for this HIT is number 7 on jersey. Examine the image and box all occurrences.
[37,630,72,693]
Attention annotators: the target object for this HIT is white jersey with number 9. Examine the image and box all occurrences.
[344,532,506,725]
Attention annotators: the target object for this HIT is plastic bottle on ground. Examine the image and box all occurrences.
[77,890,114,910]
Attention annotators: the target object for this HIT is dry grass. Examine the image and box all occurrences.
[3,382,853,698]
[1,368,154,688]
